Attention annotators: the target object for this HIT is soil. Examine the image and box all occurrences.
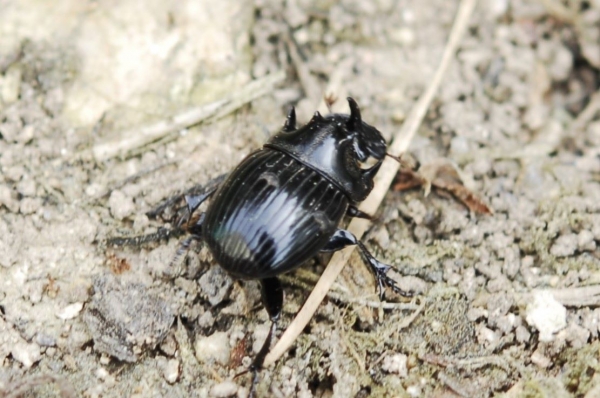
[1,0,599,397]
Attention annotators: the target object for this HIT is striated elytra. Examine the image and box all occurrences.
[177,98,411,395]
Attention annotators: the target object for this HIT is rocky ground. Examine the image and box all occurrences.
[0,0,599,397]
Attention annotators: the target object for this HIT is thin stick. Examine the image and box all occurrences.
[90,71,285,161]
[263,0,478,367]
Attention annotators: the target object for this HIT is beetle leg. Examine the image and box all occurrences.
[346,205,373,220]
[238,277,282,397]
[170,213,205,268]
[321,229,413,300]
[184,191,212,215]
[105,226,185,247]
[178,188,217,228]
[146,172,227,220]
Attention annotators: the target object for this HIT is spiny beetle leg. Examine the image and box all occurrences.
[356,240,413,300]
[184,190,213,217]
[178,188,217,228]
[346,205,373,220]
[146,172,227,220]
[237,277,283,398]
[170,213,205,268]
[321,228,413,300]
[105,227,185,247]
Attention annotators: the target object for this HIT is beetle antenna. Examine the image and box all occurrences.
[385,152,402,163]
[346,97,362,129]
[386,152,417,170]
[283,107,296,132]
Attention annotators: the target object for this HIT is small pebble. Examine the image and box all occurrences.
[210,380,238,398]
[0,184,18,213]
[108,190,135,220]
[381,353,408,377]
[406,385,421,397]
[19,197,42,215]
[11,341,41,369]
[531,349,551,368]
[159,333,177,357]
[578,230,596,251]
[516,325,531,343]
[96,367,109,380]
[163,359,180,384]
[550,233,578,257]
[194,331,230,366]
[56,302,84,320]
[525,290,567,341]
[36,333,57,347]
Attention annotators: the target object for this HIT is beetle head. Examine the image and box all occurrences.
[266,98,387,202]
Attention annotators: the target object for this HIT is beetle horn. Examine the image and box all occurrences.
[283,107,296,132]
[361,160,382,180]
[346,97,362,129]
[310,110,324,123]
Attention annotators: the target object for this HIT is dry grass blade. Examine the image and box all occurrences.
[263,0,479,367]
[90,70,285,162]
[548,286,600,307]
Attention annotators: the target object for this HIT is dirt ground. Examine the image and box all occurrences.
[1,0,599,397]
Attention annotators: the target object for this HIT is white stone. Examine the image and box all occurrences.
[194,331,230,366]
[11,341,41,369]
[210,380,238,398]
[56,302,84,320]
[163,359,180,384]
[381,353,408,377]
[525,290,567,341]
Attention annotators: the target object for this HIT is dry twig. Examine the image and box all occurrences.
[89,71,285,162]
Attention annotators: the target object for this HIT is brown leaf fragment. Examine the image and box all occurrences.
[229,335,248,369]
[393,158,492,215]
[107,252,131,274]
[323,93,338,112]
[393,169,426,191]
[433,179,493,215]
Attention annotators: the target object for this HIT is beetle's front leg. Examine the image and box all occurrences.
[321,229,413,300]
[238,277,283,398]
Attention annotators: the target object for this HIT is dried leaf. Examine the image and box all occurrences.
[393,158,492,215]
[433,179,493,215]
[393,169,425,191]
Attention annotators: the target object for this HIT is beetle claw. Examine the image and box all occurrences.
[356,241,413,299]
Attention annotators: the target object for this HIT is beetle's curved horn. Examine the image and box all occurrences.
[346,97,362,129]
[361,160,382,180]
[283,107,296,132]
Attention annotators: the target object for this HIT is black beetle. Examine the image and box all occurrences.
[175,98,410,393]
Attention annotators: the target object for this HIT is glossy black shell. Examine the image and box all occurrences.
[203,148,348,279]
[202,99,386,280]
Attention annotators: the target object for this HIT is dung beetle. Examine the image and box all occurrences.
[176,98,410,394]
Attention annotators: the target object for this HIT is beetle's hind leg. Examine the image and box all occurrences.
[237,277,283,397]
[321,228,413,300]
